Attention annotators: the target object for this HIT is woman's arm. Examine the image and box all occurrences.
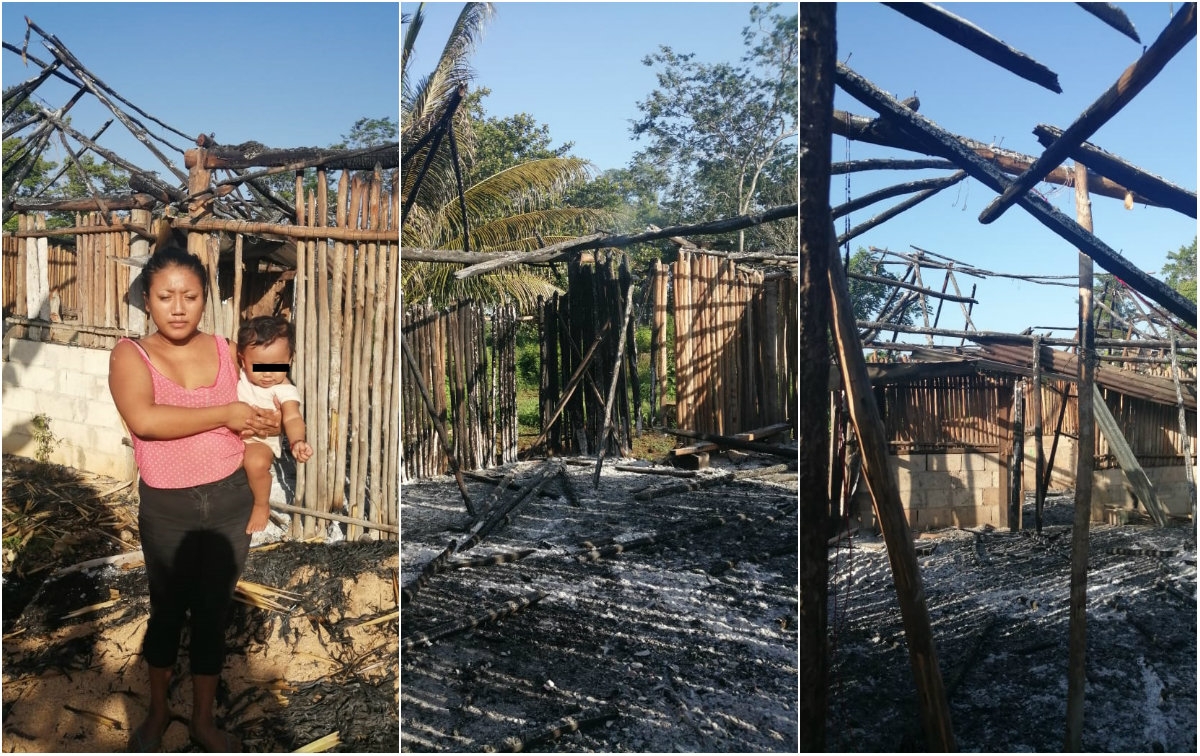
[108,340,255,440]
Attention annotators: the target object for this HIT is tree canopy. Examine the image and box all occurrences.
[1162,237,1197,304]
[630,2,797,252]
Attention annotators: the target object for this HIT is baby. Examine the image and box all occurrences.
[236,315,312,533]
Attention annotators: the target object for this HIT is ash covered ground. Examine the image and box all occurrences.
[826,494,1196,752]
[400,456,798,752]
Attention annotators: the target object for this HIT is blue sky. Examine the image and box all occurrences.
[403,1,778,173]
[2,2,399,179]
[832,2,1197,338]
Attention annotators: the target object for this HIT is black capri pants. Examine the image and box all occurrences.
[137,467,253,675]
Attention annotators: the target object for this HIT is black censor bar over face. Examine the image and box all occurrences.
[252,363,290,372]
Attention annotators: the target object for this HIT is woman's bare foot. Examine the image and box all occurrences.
[188,721,242,753]
[128,709,171,752]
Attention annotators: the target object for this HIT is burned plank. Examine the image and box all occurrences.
[835,62,1197,325]
[1032,124,1196,218]
[401,591,547,653]
[833,173,970,219]
[837,172,968,245]
[883,2,1062,92]
[978,3,1197,223]
[833,109,1160,207]
[1078,3,1141,42]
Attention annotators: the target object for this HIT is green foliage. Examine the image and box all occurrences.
[846,247,929,325]
[1162,237,1197,303]
[30,414,61,464]
[630,2,797,252]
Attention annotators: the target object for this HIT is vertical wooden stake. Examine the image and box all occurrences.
[1032,336,1045,533]
[828,233,956,751]
[593,279,637,488]
[1009,379,1025,532]
[1066,160,1095,752]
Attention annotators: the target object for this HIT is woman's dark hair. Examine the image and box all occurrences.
[140,246,209,300]
[237,315,295,356]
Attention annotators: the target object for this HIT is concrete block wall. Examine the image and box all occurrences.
[3,337,135,480]
[1092,465,1197,518]
[852,450,1008,531]
[1021,435,1077,491]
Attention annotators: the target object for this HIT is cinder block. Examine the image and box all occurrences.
[927,453,962,472]
[7,338,42,365]
[919,507,954,530]
[81,345,113,376]
[894,453,926,473]
[2,387,39,415]
[85,399,124,429]
[22,365,59,393]
[982,488,1001,507]
[963,453,990,471]
[41,343,85,374]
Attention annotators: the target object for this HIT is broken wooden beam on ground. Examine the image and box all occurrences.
[835,62,1198,325]
[667,429,797,459]
[883,2,1062,92]
[460,460,562,551]
[401,541,457,605]
[401,591,547,653]
[979,2,1197,223]
[614,465,698,478]
[487,708,620,753]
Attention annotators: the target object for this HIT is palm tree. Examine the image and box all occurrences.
[402,2,609,311]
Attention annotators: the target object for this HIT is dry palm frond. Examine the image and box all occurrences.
[293,731,341,753]
[355,610,399,629]
[60,598,120,620]
[63,704,124,729]
[234,580,304,613]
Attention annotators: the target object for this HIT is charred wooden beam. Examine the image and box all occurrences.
[837,172,968,245]
[7,193,158,212]
[835,62,1198,325]
[169,217,398,242]
[1078,3,1141,42]
[666,428,796,459]
[828,219,957,749]
[833,109,1160,207]
[454,205,797,279]
[197,141,399,171]
[856,321,1198,350]
[979,3,1196,223]
[846,271,977,304]
[883,2,1062,92]
[832,158,956,174]
[1032,124,1196,218]
[832,172,967,219]
[1092,392,1169,527]
[401,591,546,653]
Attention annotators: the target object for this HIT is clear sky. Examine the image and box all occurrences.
[2,2,399,180]
[832,2,1197,340]
[403,1,777,173]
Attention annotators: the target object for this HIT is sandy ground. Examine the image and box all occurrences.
[3,530,398,752]
[400,456,799,753]
[825,494,1196,752]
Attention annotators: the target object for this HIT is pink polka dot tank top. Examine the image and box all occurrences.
[119,334,245,488]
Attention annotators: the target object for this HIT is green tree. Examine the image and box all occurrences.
[630,2,796,252]
[1162,237,1197,303]
[1093,273,1140,340]
[402,2,608,310]
[846,247,929,325]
